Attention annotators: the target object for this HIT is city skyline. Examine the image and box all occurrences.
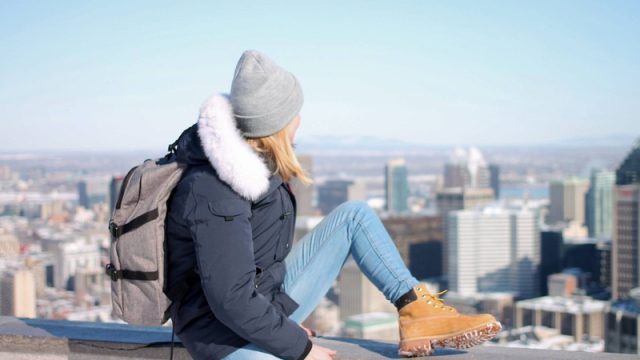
[2,1,640,356]
[1,1,639,151]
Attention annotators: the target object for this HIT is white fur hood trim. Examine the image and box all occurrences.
[197,94,271,201]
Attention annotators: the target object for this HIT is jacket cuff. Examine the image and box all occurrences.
[296,339,313,360]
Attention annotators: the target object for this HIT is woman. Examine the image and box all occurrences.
[165,50,502,360]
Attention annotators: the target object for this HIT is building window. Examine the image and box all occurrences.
[561,313,574,336]
[607,313,617,331]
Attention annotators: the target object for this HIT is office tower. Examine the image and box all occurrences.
[444,147,491,190]
[381,214,443,280]
[317,179,366,215]
[338,259,396,322]
[586,169,615,239]
[547,178,589,236]
[612,185,640,299]
[436,187,494,276]
[616,139,640,184]
[436,188,495,216]
[489,164,500,199]
[0,269,36,318]
[597,240,612,294]
[77,180,90,208]
[563,238,607,292]
[385,159,409,214]
[448,206,540,298]
[539,230,564,296]
[109,176,124,214]
[291,154,318,216]
[612,139,640,300]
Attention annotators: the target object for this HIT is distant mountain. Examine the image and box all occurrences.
[296,133,637,151]
[295,135,427,151]
[548,134,637,147]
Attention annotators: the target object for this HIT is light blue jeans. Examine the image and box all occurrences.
[223,200,419,359]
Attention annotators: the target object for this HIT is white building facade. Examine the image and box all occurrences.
[449,207,540,298]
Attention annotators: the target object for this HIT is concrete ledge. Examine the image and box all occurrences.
[0,317,636,359]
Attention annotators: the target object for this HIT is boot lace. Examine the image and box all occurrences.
[417,287,455,311]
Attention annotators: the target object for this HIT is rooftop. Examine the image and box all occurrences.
[0,316,637,359]
[516,295,608,313]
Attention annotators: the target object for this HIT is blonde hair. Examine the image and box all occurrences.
[246,124,312,185]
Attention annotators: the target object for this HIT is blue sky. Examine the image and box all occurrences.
[1,1,638,151]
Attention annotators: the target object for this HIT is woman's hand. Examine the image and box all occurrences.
[300,324,316,337]
[305,343,336,360]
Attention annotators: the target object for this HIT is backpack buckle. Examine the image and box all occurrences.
[105,263,120,281]
[108,221,120,238]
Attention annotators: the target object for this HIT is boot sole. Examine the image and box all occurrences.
[398,321,502,357]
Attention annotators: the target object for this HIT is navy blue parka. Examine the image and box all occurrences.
[165,94,311,360]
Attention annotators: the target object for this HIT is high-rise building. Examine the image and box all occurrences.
[489,164,500,199]
[586,169,615,239]
[563,238,610,296]
[338,259,396,321]
[448,206,540,298]
[317,179,366,215]
[78,177,109,209]
[436,188,495,216]
[381,214,443,280]
[436,187,494,276]
[539,230,611,298]
[612,139,640,300]
[0,269,36,318]
[612,185,640,300]
[443,147,491,190]
[291,154,318,216]
[77,180,90,209]
[384,159,409,214]
[548,178,589,235]
[616,139,640,185]
[539,229,564,296]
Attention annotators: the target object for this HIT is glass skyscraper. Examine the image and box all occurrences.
[586,169,615,239]
[613,139,640,300]
[384,159,409,214]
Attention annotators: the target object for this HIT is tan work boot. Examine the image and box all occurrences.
[395,284,502,357]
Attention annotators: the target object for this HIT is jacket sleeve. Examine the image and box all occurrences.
[184,177,312,360]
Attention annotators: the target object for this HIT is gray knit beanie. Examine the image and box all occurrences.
[230,50,304,138]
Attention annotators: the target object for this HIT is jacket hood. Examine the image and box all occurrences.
[175,94,272,201]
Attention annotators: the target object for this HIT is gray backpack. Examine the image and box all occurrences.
[106,143,195,326]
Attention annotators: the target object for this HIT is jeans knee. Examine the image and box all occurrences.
[337,200,371,219]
